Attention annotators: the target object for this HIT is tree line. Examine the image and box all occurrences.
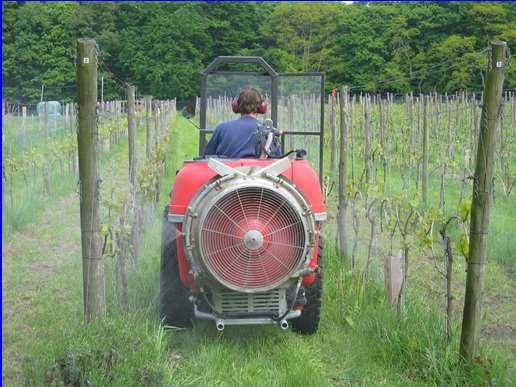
[2,2,515,104]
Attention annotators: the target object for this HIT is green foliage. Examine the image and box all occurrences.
[260,3,342,73]
[137,131,171,202]
[458,231,470,260]
[2,113,133,238]
[458,197,472,222]
[3,115,127,182]
[3,2,515,103]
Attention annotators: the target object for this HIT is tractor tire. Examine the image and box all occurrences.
[159,209,193,328]
[291,242,323,335]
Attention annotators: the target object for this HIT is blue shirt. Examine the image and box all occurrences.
[204,116,280,158]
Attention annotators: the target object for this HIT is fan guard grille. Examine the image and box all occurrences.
[198,186,306,291]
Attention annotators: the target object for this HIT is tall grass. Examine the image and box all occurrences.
[322,244,513,386]
[27,237,513,386]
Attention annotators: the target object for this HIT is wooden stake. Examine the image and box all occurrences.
[153,100,159,149]
[44,101,48,138]
[422,94,429,204]
[337,87,349,262]
[460,40,507,362]
[363,95,372,187]
[22,106,27,142]
[145,95,152,159]
[128,86,137,189]
[77,38,105,322]
[330,93,337,177]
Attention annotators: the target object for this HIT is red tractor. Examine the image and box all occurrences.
[160,57,326,333]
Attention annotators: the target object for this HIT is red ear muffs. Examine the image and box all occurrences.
[232,97,240,113]
[258,100,267,114]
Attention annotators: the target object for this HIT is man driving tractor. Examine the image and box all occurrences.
[203,87,282,158]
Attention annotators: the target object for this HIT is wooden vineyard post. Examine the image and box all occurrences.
[460,41,507,362]
[2,110,5,229]
[41,101,52,194]
[158,101,163,139]
[337,87,349,262]
[152,100,160,203]
[127,85,139,266]
[22,106,27,142]
[406,93,414,169]
[64,103,68,132]
[100,76,104,110]
[363,95,372,187]
[128,86,137,190]
[440,218,458,343]
[70,103,75,137]
[44,101,49,138]
[330,92,337,178]
[422,94,429,205]
[77,38,105,322]
[350,95,355,187]
[153,100,159,149]
[379,97,387,192]
[145,95,152,159]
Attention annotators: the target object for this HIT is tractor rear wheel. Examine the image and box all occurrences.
[159,209,193,327]
[291,242,323,335]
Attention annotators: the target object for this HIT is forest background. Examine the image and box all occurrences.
[3,1,516,104]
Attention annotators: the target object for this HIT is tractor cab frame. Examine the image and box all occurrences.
[197,56,325,181]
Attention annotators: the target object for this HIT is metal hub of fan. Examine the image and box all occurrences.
[243,230,264,251]
[184,165,316,293]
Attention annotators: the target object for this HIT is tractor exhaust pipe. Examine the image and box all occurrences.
[279,320,289,330]
[216,320,225,332]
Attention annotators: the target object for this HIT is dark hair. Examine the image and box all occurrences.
[237,87,263,114]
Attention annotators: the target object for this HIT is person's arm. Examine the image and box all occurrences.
[203,127,221,156]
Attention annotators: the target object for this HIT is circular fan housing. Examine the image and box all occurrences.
[184,174,315,293]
